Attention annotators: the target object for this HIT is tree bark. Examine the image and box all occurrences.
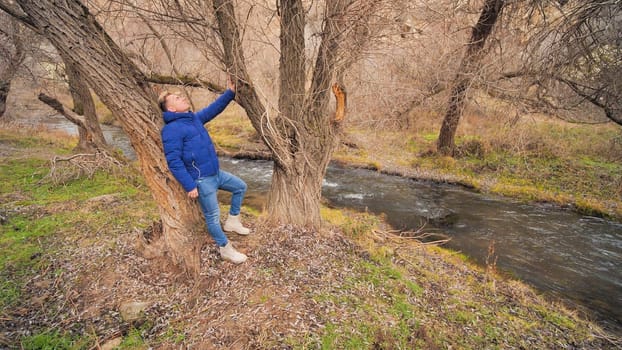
[63,57,109,152]
[8,0,205,277]
[278,0,305,124]
[0,16,25,120]
[437,0,505,156]
[0,80,8,119]
[145,74,223,93]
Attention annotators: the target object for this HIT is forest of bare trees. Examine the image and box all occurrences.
[0,0,619,274]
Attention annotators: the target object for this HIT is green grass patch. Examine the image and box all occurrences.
[20,329,92,350]
[317,321,386,349]
[422,133,437,142]
[321,206,379,239]
[404,279,424,297]
[207,108,256,151]
[0,279,20,309]
[418,142,622,217]
[31,171,140,205]
[1,156,141,207]
[306,249,427,349]
[159,327,187,345]
[0,158,49,194]
[579,156,613,169]
[0,214,65,271]
[117,328,148,349]
[534,305,577,330]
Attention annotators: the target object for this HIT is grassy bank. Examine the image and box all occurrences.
[1,127,618,348]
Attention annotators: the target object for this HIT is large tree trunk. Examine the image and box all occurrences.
[269,163,324,225]
[437,0,505,156]
[63,57,109,152]
[8,0,205,276]
[213,0,350,228]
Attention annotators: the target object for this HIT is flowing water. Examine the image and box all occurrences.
[224,158,622,335]
[22,117,622,335]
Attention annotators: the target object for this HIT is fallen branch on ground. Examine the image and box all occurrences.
[372,228,451,246]
[39,151,125,185]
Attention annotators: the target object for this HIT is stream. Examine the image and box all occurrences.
[23,115,622,335]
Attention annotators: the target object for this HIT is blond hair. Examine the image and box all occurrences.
[158,90,171,112]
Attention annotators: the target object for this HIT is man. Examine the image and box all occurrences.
[159,78,250,264]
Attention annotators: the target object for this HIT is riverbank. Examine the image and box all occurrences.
[1,127,619,348]
[209,107,622,221]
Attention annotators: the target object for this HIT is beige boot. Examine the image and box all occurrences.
[219,242,247,264]
[223,214,250,235]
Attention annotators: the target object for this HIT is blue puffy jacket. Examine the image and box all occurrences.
[161,89,235,192]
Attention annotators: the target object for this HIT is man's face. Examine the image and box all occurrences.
[165,93,191,113]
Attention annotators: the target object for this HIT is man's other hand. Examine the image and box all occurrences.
[228,74,236,93]
[188,188,199,199]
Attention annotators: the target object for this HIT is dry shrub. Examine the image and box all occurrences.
[482,112,621,163]
[608,133,622,162]
[456,97,574,159]
[488,119,564,158]
[455,139,488,159]
[592,131,622,162]
[405,108,444,133]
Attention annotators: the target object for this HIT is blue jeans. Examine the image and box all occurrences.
[196,170,247,247]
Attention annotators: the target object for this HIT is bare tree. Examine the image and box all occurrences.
[0,0,379,275]
[524,0,622,125]
[443,0,622,128]
[213,0,380,227]
[0,13,27,119]
[102,0,383,227]
[345,1,477,130]
[37,91,108,153]
[437,0,506,156]
[1,9,109,153]
[0,0,206,276]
